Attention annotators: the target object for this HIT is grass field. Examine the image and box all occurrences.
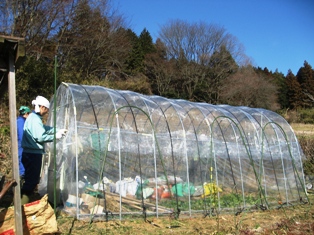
[291,123,314,137]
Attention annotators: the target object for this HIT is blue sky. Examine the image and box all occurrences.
[114,0,314,75]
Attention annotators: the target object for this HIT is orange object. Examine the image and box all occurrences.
[151,186,164,199]
[160,185,171,198]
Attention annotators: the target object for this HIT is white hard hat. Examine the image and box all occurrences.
[32,96,50,109]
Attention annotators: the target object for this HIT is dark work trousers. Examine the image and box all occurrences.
[21,152,43,195]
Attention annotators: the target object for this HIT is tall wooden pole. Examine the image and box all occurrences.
[8,48,23,235]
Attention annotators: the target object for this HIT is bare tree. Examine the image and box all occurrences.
[158,19,248,66]
[157,20,252,104]
[220,66,279,110]
[0,0,126,61]
[0,0,76,59]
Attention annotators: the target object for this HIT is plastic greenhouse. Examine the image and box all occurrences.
[45,83,308,220]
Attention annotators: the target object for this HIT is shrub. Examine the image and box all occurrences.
[299,108,314,124]
[299,136,314,175]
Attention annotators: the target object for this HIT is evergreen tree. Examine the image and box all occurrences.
[296,61,314,107]
[16,56,55,106]
[207,45,238,104]
[124,28,156,75]
[273,70,289,109]
[286,70,303,109]
[139,28,156,55]
[124,29,144,75]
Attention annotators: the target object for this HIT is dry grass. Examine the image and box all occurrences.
[291,123,314,137]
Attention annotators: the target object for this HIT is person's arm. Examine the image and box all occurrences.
[43,124,55,134]
[30,116,54,143]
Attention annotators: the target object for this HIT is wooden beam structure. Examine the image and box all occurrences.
[0,35,25,98]
[0,34,25,235]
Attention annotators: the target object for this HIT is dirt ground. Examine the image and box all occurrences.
[54,195,314,235]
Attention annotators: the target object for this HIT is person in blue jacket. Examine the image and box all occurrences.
[21,95,67,204]
[17,106,31,178]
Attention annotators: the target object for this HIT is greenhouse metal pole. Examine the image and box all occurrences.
[53,56,57,214]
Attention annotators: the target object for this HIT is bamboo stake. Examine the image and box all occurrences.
[105,192,172,212]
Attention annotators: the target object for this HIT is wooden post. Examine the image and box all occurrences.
[8,48,23,235]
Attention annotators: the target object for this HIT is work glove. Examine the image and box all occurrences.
[56,129,68,139]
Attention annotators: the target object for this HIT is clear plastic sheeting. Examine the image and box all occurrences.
[45,83,307,220]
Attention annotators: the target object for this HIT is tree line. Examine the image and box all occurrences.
[1,0,314,120]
